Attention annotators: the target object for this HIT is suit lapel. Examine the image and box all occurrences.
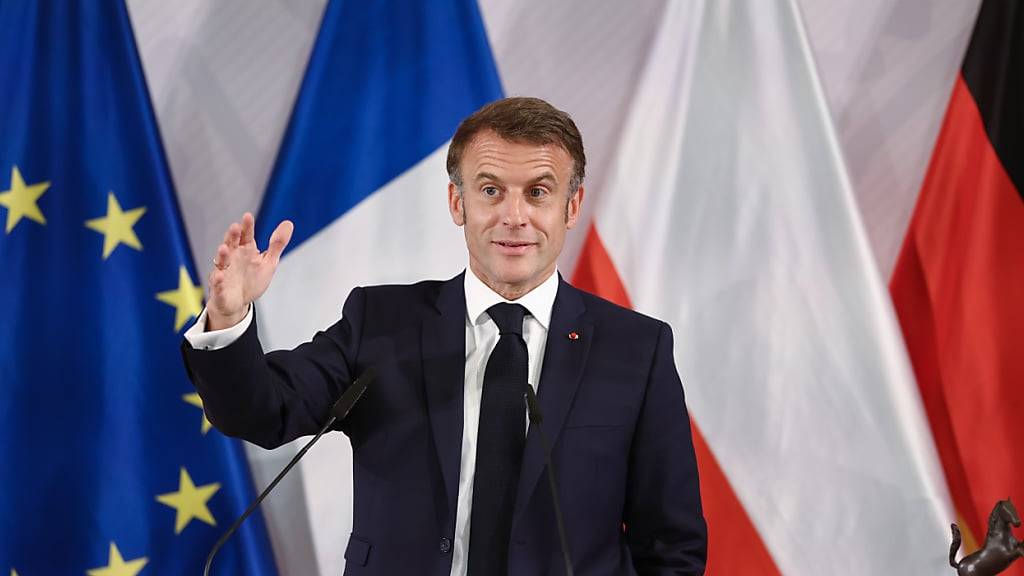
[421,273,466,527]
[513,277,592,527]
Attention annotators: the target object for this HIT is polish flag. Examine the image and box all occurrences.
[574,0,954,572]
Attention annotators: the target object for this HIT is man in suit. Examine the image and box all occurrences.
[182,97,707,575]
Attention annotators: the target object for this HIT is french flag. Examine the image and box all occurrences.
[250,1,500,573]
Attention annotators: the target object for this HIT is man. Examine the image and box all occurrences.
[182,97,707,575]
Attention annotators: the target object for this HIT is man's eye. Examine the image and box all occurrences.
[529,188,547,198]
[483,186,499,196]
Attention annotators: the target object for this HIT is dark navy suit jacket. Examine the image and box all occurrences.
[181,273,707,575]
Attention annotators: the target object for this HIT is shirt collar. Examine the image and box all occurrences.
[464,267,559,331]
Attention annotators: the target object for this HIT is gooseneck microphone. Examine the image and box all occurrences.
[203,367,377,576]
[524,385,574,576]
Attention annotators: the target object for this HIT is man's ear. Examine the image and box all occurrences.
[448,181,465,226]
[565,184,584,228]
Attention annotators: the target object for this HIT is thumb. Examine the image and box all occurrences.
[265,220,294,263]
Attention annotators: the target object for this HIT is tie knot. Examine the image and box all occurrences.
[487,303,527,336]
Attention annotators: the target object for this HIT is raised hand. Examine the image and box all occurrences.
[207,212,294,330]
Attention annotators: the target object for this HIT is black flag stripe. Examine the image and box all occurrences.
[961,0,1023,198]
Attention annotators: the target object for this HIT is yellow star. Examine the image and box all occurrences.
[86,542,148,576]
[156,266,204,332]
[0,165,49,233]
[84,191,146,259]
[182,392,213,434]
[155,467,220,534]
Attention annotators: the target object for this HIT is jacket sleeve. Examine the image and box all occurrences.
[625,322,708,575]
[179,287,366,450]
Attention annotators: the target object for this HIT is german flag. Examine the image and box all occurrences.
[890,0,1023,566]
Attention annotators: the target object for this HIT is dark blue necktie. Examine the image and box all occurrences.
[468,303,529,575]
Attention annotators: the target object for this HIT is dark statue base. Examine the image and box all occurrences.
[950,499,1024,575]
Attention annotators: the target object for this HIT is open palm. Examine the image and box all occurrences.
[207,212,293,330]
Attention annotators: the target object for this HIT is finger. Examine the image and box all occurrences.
[214,245,230,269]
[222,218,242,245]
[209,269,224,291]
[225,223,242,250]
[264,220,294,263]
[240,212,256,247]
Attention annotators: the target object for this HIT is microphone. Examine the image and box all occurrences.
[524,385,574,576]
[203,367,377,576]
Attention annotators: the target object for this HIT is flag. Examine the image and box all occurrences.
[250,0,503,572]
[0,2,277,574]
[574,0,954,573]
[890,0,1023,568]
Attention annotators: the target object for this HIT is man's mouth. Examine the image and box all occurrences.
[493,240,535,255]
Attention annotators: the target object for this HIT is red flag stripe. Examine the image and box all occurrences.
[572,223,781,575]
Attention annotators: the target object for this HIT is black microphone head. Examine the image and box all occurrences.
[357,366,378,387]
[331,366,377,422]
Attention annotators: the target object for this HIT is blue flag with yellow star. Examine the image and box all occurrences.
[0,2,277,574]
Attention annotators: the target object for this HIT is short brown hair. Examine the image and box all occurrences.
[446,97,586,196]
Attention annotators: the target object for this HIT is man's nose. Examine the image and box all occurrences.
[501,192,528,227]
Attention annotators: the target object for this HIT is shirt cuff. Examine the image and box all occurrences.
[184,303,253,351]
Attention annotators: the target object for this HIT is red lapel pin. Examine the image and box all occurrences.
[568,331,580,340]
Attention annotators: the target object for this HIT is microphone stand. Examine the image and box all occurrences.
[525,385,574,576]
[203,367,376,576]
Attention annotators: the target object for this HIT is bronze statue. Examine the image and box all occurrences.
[950,499,1024,575]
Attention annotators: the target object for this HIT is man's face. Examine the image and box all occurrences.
[448,131,583,299]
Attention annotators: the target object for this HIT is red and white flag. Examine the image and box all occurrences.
[575,0,954,572]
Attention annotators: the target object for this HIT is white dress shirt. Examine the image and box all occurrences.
[184,268,559,576]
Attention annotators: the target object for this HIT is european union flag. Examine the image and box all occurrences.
[0,2,278,574]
